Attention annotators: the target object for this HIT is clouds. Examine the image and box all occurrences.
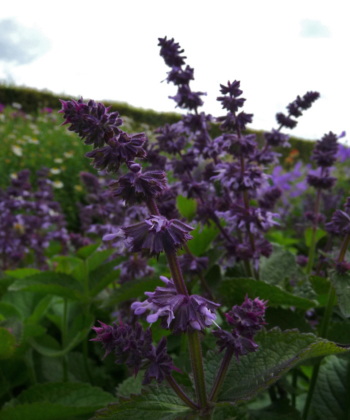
[300,19,331,38]
[0,18,51,65]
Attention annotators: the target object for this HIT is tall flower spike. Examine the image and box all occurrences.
[122,215,193,257]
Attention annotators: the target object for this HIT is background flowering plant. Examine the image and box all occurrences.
[0,37,350,420]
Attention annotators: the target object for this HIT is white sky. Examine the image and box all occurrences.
[0,0,349,142]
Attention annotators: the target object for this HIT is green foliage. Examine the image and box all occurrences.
[220,278,317,309]
[204,328,347,403]
[329,270,350,316]
[91,385,192,420]
[304,227,327,247]
[0,328,16,360]
[187,223,219,257]
[311,355,350,420]
[0,382,116,420]
[176,196,197,221]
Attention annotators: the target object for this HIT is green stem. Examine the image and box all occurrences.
[188,331,208,408]
[292,369,297,407]
[209,347,234,402]
[62,298,68,382]
[82,259,93,384]
[306,188,322,274]
[166,375,200,410]
[165,251,189,297]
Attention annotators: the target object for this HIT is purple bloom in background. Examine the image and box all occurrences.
[131,276,219,333]
[118,256,154,284]
[179,254,209,275]
[0,103,5,113]
[276,113,297,129]
[264,130,290,148]
[311,132,339,168]
[122,215,193,257]
[212,296,267,360]
[327,210,350,236]
[158,37,186,68]
[307,168,337,190]
[170,85,206,110]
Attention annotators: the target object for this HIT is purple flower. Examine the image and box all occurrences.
[118,256,154,284]
[335,261,350,274]
[131,276,219,334]
[155,123,186,154]
[296,91,320,110]
[214,133,257,157]
[122,215,193,257]
[258,187,282,210]
[166,65,194,85]
[328,210,350,236]
[307,168,337,190]
[264,130,290,148]
[311,132,339,168]
[276,113,297,129]
[158,37,186,68]
[179,254,209,275]
[85,132,147,173]
[170,85,206,110]
[59,98,123,148]
[219,80,243,97]
[143,337,173,385]
[296,255,309,267]
[109,163,167,205]
[212,296,267,360]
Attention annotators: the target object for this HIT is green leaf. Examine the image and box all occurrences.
[304,227,327,247]
[312,355,350,420]
[329,270,350,316]
[117,375,143,398]
[51,256,82,274]
[88,249,116,272]
[204,328,348,403]
[265,307,313,333]
[5,268,41,279]
[0,302,22,320]
[8,272,86,302]
[0,277,14,298]
[102,277,162,308]
[30,314,93,357]
[76,242,100,259]
[187,223,219,257]
[220,278,317,310]
[0,327,16,359]
[1,382,116,420]
[26,295,53,325]
[90,270,121,298]
[176,195,197,221]
[248,400,302,419]
[91,385,192,420]
[89,257,125,292]
[260,245,304,286]
[310,275,331,306]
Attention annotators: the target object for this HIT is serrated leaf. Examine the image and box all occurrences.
[204,328,348,403]
[0,302,22,320]
[219,278,317,310]
[329,270,350,316]
[176,195,197,221]
[102,277,162,308]
[260,245,304,286]
[51,256,82,274]
[312,354,350,420]
[8,272,86,302]
[91,385,192,420]
[0,327,16,359]
[187,223,219,257]
[304,227,327,247]
[1,382,116,420]
[77,243,100,259]
[88,249,116,272]
[117,375,143,398]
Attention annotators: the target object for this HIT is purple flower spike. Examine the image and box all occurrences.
[131,276,220,334]
[122,215,193,257]
[158,37,186,68]
[59,98,123,148]
[212,296,267,361]
[109,165,167,205]
[85,132,147,173]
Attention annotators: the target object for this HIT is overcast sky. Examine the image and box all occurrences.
[0,0,349,142]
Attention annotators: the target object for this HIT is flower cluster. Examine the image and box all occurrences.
[131,276,220,334]
[213,296,267,360]
[91,321,173,384]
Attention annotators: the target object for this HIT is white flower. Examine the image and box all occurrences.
[12,102,22,110]
[64,152,74,158]
[50,168,61,175]
[28,138,39,145]
[11,145,22,156]
[10,173,18,179]
[52,181,64,189]
[0,114,5,122]
[54,158,63,163]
